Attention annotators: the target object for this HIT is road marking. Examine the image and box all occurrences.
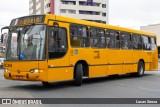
[115,83,126,86]
[138,87,160,92]
[140,80,159,84]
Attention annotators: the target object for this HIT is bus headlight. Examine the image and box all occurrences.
[30,69,43,73]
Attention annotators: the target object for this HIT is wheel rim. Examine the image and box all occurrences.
[139,65,143,75]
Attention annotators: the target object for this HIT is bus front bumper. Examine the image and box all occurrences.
[4,70,46,81]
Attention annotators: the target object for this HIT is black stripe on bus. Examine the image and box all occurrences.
[48,62,152,68]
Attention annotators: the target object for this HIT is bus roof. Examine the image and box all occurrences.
[10,14,156,37]
[45,14,156,37]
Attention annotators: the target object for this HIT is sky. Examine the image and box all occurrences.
[109,0,160,29]
[0,0,160,31]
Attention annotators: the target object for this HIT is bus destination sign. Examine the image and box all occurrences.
[10,15,45,26]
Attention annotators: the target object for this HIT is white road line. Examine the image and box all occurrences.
[140,80,160,84]
[138,87,160,92]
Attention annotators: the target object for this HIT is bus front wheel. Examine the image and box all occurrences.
[74,63,83,86]
[42,81,50,87]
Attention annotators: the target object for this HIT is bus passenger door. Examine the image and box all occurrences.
[47,22,72,82]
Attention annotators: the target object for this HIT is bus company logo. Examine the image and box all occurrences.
[74,50,78,54]
[2,99,11,104]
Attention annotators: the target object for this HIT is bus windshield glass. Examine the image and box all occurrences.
[6,25,46,61]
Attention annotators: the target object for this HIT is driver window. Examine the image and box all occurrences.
[48,27,68,59]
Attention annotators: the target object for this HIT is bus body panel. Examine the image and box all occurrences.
[4,61,47,81]
[3,14,158,83]
[121,50,133,73]
[107,50,123,75]
[88,49,107,77]
[150,49,158,70]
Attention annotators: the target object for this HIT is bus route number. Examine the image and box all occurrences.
[4,64,12,67]
[94,51,100,59]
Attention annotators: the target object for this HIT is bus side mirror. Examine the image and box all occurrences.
[1,26,10,43]
[1,34,4,43]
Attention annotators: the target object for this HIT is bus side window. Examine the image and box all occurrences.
[70,24,89,47]
[79,26,90,47]
[90,27,98,48]
[106,30,119,49]
[132,34,142,50]
[120,32,132,50]
[115,31,120,49]
[142,35,151,50]
[106,30,110,48]
[90,27,106,48]
[97,29,106,48]
[151,37,156,51]
[70,25,80,47]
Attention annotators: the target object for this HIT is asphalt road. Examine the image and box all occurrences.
[0,63,160,107]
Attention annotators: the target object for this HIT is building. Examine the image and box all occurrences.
[29,0,44,14]
[29,0,109,24]
[140,24,160,45]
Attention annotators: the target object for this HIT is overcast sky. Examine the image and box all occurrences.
[0,0,160,30]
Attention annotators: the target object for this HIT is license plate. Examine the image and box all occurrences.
[16,76,23,79]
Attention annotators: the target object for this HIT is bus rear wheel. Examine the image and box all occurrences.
[132,61,144,77]
[74,63,83,86]
[130,61,144,77]
[137,61,144,77]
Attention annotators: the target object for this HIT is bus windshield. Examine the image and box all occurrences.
[6,25,46,61]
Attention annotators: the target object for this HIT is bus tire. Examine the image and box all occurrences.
[137,61,144,77]
[42,81,50,87]
[74,63,83,86]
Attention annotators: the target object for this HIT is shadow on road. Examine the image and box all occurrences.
[9,73,154,91]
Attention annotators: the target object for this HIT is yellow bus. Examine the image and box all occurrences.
[2,14,158,86]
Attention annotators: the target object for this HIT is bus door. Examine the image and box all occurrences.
[47,22,71,81]
[106,30,123,75]
[120,32,133,73]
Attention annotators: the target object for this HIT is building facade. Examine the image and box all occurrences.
[140,24,160,45]
[29,0,109,24]
[29,0,44,14]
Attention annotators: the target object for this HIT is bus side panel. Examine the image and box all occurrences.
[48,67,74,82]
[121,50,133,73]
[107,50,123,75]
[132,51,142,72]
[88,49,108,77]
[89,65,107,77]
[150,49,158,70]
[70,48,107,78]
[143,51,152,71]
[107,65,123,75]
